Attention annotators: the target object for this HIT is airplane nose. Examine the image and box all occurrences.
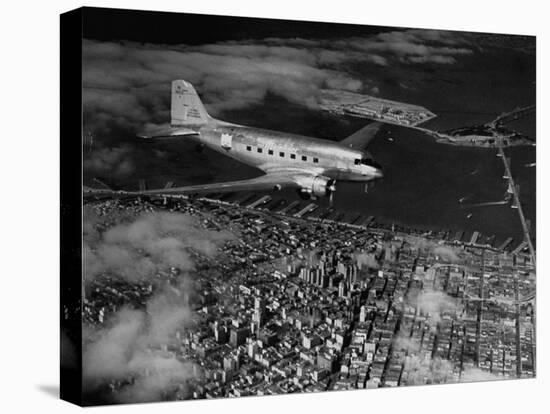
[374,167,384,178]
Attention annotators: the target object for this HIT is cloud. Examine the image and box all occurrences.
[432,245,460,262]
[396,341,500,385]
[407,55,458,64]
[405,235,462,263]
[401,354,500,385]
[84,145,135,177]
[393,333,420,353]
[82,38,365,136]
[414,288,459,325]
[82,29,476,178]
[326,29,472,66]
[83,209,233,284]
[83,286,197,403]
[459,366,501,383]
[354,252,380,269]
[82,208,231,403]
[402,355,455,384]
[82,30,473,135]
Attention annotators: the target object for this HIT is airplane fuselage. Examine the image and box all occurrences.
[100,80,384,200]
[189,120,382,182]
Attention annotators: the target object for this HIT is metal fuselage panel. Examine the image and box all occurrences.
[189,121,378,182]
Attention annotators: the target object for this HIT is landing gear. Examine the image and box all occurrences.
[364,181,377,194]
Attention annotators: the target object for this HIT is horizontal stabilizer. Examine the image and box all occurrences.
[137,125,199,139]
[92,177,118,191]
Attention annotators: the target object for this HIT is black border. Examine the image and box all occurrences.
[60,7,83,406]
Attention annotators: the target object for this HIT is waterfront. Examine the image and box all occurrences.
[81,196,535,403]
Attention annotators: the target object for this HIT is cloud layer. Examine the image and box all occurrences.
[401,354,498,385]
[414,288,459,325]
[83,209,231,402]
[82,28,474,139]
[405,235,463,263]
[83,208,233,283]
[83,287,196,403]
[82,29,477,181]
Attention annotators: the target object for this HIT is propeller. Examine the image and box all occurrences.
[328,179,337,207]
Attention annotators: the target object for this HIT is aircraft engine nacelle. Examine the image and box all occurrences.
[298,175,336,199]
[311,176,336,197]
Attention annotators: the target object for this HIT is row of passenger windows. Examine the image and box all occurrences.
[246,145,319,163]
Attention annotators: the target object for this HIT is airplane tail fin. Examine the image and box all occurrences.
[171,80,211,126]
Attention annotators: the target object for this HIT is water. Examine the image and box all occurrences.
[213,95,535,246]
[90,34,535,247]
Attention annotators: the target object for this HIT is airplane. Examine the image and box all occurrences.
[87,80,384,204]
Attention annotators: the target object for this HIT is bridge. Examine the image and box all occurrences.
[491,105,536,127]
[498,146,536,265]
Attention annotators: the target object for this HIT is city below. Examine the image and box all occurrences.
[83,191,536,402]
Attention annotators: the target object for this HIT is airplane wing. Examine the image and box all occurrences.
[340,122,383,149]
[130,172,303,197]
[84,169,326,199]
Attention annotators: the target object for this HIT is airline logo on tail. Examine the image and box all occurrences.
[171,79,210,126]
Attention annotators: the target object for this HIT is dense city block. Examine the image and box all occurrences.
[82,195,535,402]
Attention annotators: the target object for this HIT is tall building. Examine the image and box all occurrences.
[213,321,229,344]
[317,351,338,373]
[252,308,264,331]
[230,327,250,347]
[359,305,368,322]
[247,340,260,358]
[349,264,358,284]
[338,280,348,298]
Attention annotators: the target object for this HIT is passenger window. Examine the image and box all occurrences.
[290,154,296,159]
[246,146,252,151]
[279,152,285,157]
[302,155,307,161]
[268,149,274,155]
[313,157,319,163]
[257,148,263,153]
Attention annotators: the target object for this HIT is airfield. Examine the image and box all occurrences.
[320,89,436,127]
